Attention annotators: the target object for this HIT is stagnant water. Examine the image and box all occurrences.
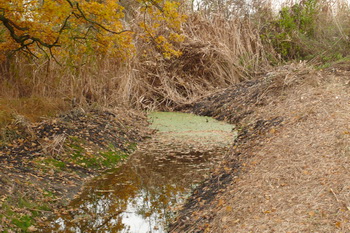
[46,112,235,233]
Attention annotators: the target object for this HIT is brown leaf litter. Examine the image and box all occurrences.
[0,107,151,231]
[171,62,350,232]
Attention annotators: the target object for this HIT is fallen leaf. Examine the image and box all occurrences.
[217,199,224,207]
[226,206,233,212]
[27,226,38,232]
[335,221,342,228]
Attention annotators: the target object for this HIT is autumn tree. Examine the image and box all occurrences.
[0,0,186,62]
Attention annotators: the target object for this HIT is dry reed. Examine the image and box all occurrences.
[1,0,350,114]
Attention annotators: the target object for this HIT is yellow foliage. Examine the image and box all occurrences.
[0,0,186,62]
[137,0,186,58]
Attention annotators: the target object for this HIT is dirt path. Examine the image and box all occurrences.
[171,62,350,232]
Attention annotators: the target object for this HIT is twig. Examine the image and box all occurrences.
[75,3,130,35]
[330,188,341,203]
[28,208,52,213]
[330,188,350,211]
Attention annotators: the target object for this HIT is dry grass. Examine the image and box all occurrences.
[0,96,69,128]
[0,2,275,111]
[1,0,350,114]
[122,12,275,109]
[208,65,350,232]
[41,134,67,157]
[184,14,273,75]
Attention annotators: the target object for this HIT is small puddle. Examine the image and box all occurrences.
[44,112,235,232]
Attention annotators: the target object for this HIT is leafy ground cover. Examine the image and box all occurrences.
[0,107,151,232]
[170,62,350,232]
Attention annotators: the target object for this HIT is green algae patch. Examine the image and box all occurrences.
[148,112,233,132]
[148,112,235,145]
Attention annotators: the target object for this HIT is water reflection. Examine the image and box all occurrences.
[47,142,227,233]
[45,112,234,232]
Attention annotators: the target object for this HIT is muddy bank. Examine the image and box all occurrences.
[170,63,316,232]
[0,107,151,232]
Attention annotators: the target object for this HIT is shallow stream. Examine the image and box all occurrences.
[47,112,235,232]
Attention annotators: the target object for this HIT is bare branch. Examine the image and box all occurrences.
[75,3,130,35]
[148,0,164,13]
[65,0,74,8]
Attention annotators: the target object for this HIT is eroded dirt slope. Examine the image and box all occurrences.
[171,62,350,232]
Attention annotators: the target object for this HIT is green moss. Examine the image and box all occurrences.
[2,201,14,216]
[65,138,131,169]
[2,196,52,232]
[43,190,55,198]
[12,215,33,231]
[41,158,66,169]
[99,148,128,167]
[316,55,350,70]
[127,142,137,151]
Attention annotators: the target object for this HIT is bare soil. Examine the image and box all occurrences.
[171,62,350,232]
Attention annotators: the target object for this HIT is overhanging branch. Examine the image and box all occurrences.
[0,1,130,59]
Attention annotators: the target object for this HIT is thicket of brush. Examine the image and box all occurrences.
[1,0,350,121]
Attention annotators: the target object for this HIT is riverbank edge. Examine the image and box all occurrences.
[0,107,152,232]
[169,62,317,232]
